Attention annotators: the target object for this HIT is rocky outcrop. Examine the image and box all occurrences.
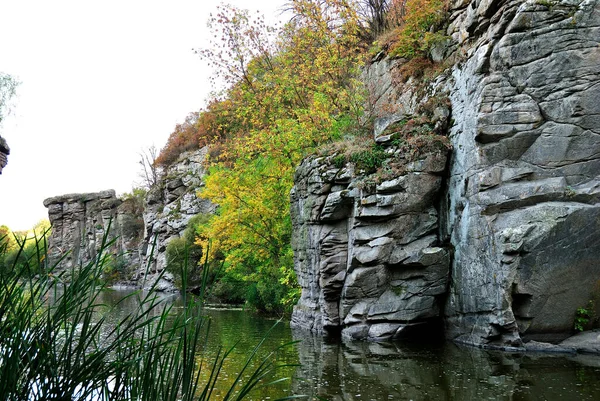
[443,0,600,346]
[0,135,8,174]
[43,148,214,290]
[43,190,144,278]
[292,0,600,347]
[139,147,215,291]
[291,145,451,340]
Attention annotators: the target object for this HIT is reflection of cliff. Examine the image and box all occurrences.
[0,135,8,174]
[291,331,600,400]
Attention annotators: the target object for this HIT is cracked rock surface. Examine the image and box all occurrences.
[43,148,215,292]
[290,151,451,341]
[139,147,215,291]
[444,0,600,347]
[291,0,600,347]
[43,190,144,279]
[0,135,8,174]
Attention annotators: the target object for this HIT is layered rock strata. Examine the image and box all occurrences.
[291,149,451,341]
[292,0,600,347]
[139,147,215,290]
[444,0,600,346]
[43,190,144,277]
[0,135,8,174]
[43,148,214,290]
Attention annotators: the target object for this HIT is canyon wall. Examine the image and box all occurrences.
[139,147,215,291]
[444,0,600,346]
[43,147,213,290]
[291,0,600,347]
[43,190,144,280]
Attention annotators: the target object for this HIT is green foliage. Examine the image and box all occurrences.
[574,300,595,332]
[349,144,388,172]
[0,225,294,400]
[0,222,50,276]
[194,0,366,314]
[102,253,134,284]
[333,154,347,168]
[324,96,451,180]
[383,0,449,60]
[120,187,147,210]
[166,214,210,290]
[209,278,249,305]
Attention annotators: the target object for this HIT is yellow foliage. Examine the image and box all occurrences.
[194,0,367,312]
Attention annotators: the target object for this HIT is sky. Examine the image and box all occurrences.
[0,0,286,231]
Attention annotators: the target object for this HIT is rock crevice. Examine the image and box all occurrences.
[291,0,600,347]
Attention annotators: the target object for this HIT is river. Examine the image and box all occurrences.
[101,289,600,401]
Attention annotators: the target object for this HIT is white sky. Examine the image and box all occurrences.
[0,0,286,231]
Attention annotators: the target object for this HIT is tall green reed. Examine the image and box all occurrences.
[0,224,299,400]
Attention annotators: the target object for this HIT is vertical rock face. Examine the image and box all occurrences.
[43,190,144,277]
[0,135,9,174]
[291,149,451,341]
[444,0,600,346]
[291,0,600,346]
[139,147,216,291]
[43,147,214,290]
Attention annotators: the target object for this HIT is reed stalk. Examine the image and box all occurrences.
[0,225,298,400]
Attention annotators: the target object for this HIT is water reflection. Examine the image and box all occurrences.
[97,290,600,400]
[291,333,600,400]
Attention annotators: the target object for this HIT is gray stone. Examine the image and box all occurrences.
[0,135,9,174]
[43,190,143,280]
[444,0,600,347]
[292,0,600,348]
[291,146,450,339]
[139,147,216,290]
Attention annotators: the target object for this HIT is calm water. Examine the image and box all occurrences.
[101,290,600,400]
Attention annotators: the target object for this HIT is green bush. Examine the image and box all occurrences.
[209,278,248,305]
[0,232,48,277]
[574,301,595,332]
[349,144,388,173]
[166,213,211,290]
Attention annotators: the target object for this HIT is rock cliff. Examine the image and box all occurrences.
[139,147,215,291]
[291,0,600,347]
[443,0,600,346]
[291,150,451,341]
[43,147,214,290]
[43,190,144,279]
[0,135,8,174]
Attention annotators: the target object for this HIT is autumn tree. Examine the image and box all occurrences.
[194,0,367,313]
[137,145,159,188]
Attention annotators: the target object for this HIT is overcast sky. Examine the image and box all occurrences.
[0,0,286,231]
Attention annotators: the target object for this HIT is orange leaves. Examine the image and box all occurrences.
[189,1,369,311]
[155,99,235,167]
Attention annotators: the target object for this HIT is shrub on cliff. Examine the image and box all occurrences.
[192,0,366,314]
[368,0,449,61]
[165,213,211,290]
